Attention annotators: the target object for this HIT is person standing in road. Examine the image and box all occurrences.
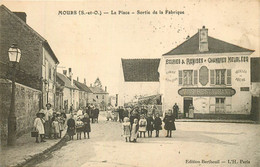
[139,114,147,138]
[130,118,139,142]
[34,111,46,143]
[122,117,131,142]
[67,114,76,140]
[154,113,162,137]
[163,109,176,138]
[82,113,91,139]
[173,103,179,119]
[146,113,154,137]
[43,103,54,139]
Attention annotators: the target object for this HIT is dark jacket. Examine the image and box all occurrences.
[154,117,162,130]
[67,118,75,136]
[82,117,91,132]
[163,115,176,131]
[146,117,154,131]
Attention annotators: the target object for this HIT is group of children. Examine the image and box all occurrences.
[67,112,91,140]
[33,107,67,143]
[122,112,170,143]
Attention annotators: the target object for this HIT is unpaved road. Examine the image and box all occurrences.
[36,113,260,167]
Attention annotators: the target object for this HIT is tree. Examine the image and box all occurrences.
[93,77,102,88]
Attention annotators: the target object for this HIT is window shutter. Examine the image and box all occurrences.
[194,70,198,85]
[227,69,231,85]
[210,70,215,85]
[179,70,182,85]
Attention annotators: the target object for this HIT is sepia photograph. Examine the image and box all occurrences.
[0,0,259,166]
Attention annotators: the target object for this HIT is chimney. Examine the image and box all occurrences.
[13,12,27,23]
[77,77,79,82]
[199,26,209,52]
[105,86,107,92]
[84,78,86,85]
[90,84,92,87]
[68,68,73,86]
[63,70,67,76]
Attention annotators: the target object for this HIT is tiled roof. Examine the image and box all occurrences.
[251,57,260,82]
[0,5,59,64]
[89,86,108,94]
[74,80,93,93]
[121,59,160,82]
[56,73,78,89]
[164,32,254,56]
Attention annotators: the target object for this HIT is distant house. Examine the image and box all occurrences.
[119,59,160,106]
[56,70,79,112]
[74,78,93,108]
[89,86,109,110]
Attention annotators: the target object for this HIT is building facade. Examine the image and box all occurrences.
[158,26,254,119]
[119,59,160,106]
[89,86,109,110]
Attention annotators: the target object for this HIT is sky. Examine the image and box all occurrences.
[1,0,259,95]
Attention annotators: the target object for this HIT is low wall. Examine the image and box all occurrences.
[0,79,41,146]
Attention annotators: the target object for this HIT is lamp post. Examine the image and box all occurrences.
[7,44,21,146]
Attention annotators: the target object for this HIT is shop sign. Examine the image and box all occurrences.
[178,88,236,97]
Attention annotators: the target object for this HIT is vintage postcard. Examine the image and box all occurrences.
[0,0,259,167]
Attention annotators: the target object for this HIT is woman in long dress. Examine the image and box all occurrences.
[122,117,131,142]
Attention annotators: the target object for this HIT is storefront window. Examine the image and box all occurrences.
[183,70,193,85]
[215,69,226,85]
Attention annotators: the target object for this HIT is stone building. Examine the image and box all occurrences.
[0,5,59,145]
[158,26,255,119]
[56,70,79,112]
[89,86,109,110]
[74,78,93,108]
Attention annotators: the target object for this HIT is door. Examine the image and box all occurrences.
[215,98,225,113]
[184,97,193,118]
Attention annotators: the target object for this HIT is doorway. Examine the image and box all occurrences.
[184,97,193,118]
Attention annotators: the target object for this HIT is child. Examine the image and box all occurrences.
[139,114,147,138]
[67,114,76,140]
[130,118,139,142]
[122,117,131,142]
[52,116,60,139]
[82,113,91,139]
[76,117,84,140]
[146,113,154,137]
[163,109,176,138]
[154,113,162,137]
[34,112,46,143]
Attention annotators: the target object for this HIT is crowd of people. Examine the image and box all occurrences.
[33,103,100,143]
[115,105,177,143]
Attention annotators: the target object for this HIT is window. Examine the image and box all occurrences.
[178,70,182,85]
[216,69,226,85]
[215,98,225,113]
[102,95,104,99]
[227,69,231,85]
[194,70,198,85]
[183,70,193,85]
[49,67,52,80]
[210,70,215,85]
[96,95,99,99]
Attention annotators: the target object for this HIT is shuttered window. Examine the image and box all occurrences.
[210,70,215,85]
[179,70,183,85]
[227,69,231,85]
[194,70,198,85]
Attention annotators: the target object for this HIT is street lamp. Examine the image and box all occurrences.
[7,43,21,146]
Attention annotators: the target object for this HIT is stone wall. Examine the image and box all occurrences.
[0,79,41,146]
